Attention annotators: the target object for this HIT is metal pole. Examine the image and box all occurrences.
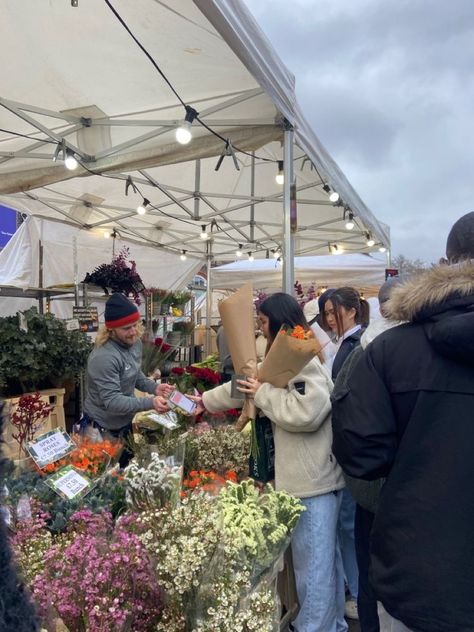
[282,127,295,293]
[250,152,255,243]
[194,159,201,220]
[205,241,213,356]
[38,240,44,314]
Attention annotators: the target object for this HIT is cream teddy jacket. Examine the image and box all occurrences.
[202,357,345,499]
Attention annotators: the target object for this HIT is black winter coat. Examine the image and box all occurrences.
[332,261,474,632]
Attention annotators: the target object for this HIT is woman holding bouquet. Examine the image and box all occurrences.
[195,293,347,632]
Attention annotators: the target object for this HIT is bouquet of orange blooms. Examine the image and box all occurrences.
[182,469,238,496]
[41,435,122,477]
[279,324,314,340]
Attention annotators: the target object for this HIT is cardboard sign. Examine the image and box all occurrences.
[46,466,93,500]
[27,429,76,468]
[73,306,99,332]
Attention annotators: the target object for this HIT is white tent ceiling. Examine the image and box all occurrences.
[0,0,389,265]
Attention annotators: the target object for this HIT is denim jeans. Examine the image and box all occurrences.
[337,487,359,599]
[291,491,348,632]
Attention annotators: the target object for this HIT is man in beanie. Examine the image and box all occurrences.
[83,293,173,465]
[332,213,474,632]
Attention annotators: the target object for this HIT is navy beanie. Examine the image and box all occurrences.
[104,293,140,328]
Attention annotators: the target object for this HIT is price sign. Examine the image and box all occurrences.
[147,411,179,430]
[73,306,99,332]
[46,466,93,501]
[27,429,76,468]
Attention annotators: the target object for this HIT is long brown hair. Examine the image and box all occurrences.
[321,287,370,338]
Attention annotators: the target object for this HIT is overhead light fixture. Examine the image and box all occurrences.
[175,105,198,145]
[330,243,340,255]
[137,198,150,215]
[277,255,283,264]
[379,245,387,253]
[103,230,111,239]
[322,183,340,203]
[275,160,284,185]
[200,224,208,240]
[180,250,187,261]
[248,252,254,262]
[272,249,280,259]
[344,210,355,230]
[236,244,243,257]
[366,232,375,247]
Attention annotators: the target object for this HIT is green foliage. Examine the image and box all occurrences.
[0,307,92,395]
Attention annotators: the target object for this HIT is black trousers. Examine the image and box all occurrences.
[355,504,380,632]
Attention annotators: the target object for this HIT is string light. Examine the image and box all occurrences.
[175,106,198,145]
[136,198,149,215]
[248,252,254,261]
[180,250,187,261]
[330,243,340,255]
[379,245,387,253]
[200,224,208,240]
[272,249,280,259]
[103,230,111,239]
[275,160,284,185]
[366,232,375,247]
[345,210,355,231]
[64,149,78,170]
[322,183,340,203]
[236,244,243,257]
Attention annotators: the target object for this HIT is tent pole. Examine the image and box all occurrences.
[194,159,201,220]
[250,152,255,243]
[282,126,295,293]
[205,240,213,356]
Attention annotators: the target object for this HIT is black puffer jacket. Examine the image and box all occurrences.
[332,261,474,632]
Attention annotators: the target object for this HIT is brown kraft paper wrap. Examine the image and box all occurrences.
[218,283,258,431]
[258,331,322,388]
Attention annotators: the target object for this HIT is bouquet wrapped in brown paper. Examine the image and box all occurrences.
[218,284,258,430]
[258,325,322,388]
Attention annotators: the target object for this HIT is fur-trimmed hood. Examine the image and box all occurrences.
[384,260,474,366]
[385,260,474,322]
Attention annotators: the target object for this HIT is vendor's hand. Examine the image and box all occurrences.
[188,394,205,416]
[153,395,170,413]
[155,382,174,398]
[237,376,262,397]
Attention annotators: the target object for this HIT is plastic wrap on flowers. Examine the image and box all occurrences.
[124,440,185,511]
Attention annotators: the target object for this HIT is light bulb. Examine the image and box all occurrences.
[175,121,192,145]
[180,250,187,261]
[367,237,375,247]
[200,225,208,240]
[331,244,339,255]
[103,230,110,239]
[272,250,280,259]
[236,245,243,257]
[329,191,340,203]
[248,252,254,262]
[64,152,78,170]
[275,160,284,185]
[137,198,149,215]
[379,246,387,253]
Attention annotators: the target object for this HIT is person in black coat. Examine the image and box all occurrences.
[332,212,474,632]
[0,401,40,632]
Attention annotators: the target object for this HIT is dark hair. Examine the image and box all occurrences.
[321,286,370,337]
[258,293,309,347]
[446,211,474,262]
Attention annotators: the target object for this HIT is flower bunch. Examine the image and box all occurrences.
[199,407,240,428]
[254,290,268,313]
[10,392,52,458]
[182,469,238,496]
[31,509,163,632]
[279,324,314,340]
[10,498,52,585]
[141,336,177,377]
[169,365,222,393]
[83,246,145,304]
[294,280,317,308]
[185,425,250,476]
[41,435,121,476]
[124,452,182,511]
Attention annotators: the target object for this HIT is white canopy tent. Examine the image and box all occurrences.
[0,0,389,295]
[0,216,201,318]
[211,253,386,293]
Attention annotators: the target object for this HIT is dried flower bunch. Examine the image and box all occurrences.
[83,246,145,304]
[185,425,250,476]
[124,452,183,511]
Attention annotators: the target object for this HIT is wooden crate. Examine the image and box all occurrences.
[3,388,66,459]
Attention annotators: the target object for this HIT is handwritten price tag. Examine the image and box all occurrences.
[46,465,93,501]
[27,429,75,468]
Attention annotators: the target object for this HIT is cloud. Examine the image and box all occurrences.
[244,0,474,261]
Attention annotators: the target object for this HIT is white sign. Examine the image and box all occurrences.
[27,429,75,468]
[147,411,179,430]
[49,467,92,500]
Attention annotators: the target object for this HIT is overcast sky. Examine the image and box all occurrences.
[244,0,474,263]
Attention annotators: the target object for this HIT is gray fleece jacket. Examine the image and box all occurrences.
[84,338,157,430]
[203,358,345,499]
